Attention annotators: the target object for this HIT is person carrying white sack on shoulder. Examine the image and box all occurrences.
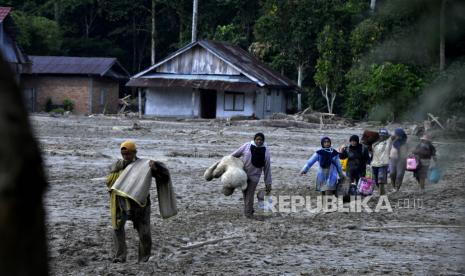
[231,132,272,219]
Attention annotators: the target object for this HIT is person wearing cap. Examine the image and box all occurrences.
[371,128,394,195]
[339,135,370,186]
[106,140,175,263]
[231,132,272,219]
[300,136,345,197]
[389,128,408,191]
[412,133,436,191]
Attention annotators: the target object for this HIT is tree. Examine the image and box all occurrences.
[345,62,423,121]
[314,25,350,114]
[254,0,329,111]
[11,11,62,55]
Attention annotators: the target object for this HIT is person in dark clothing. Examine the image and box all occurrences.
[339,135,371,185]
[412,133,437,191]
[389,128,408,191]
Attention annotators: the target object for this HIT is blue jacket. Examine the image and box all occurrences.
[301,150,344,191]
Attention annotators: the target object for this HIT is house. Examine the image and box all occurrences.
[0,6,30,80]
[21,56,130,114]
[127,40,298,119]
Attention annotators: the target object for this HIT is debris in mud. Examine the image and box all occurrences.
[166,150,222,158]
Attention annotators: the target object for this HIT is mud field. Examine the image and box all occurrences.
[31,114,465,275]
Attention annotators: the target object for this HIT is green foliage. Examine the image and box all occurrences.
[50,108,65,114]
[315,25,350,93]
[63,99,74,112]
[345,62,424,121]
[11,11,62,55]
[350,19,383,61]
[213,24,247,46]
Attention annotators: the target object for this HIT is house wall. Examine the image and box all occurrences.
[216,90,255,118]
[0,24,18,63]
[145,87,199,117]
[21,76,90,114]
[157,46,240,75]
[254,88,286,119]
[21,76,121,114]
[90,78,120,114]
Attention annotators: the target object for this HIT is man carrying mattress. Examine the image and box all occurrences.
[106,140,177,263]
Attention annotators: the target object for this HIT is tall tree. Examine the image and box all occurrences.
[314,25,350,114]
[255,0,329,111]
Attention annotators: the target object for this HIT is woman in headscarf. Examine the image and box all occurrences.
[300,137,345,196]
[371,128,394,195]
[389,128,408,191]
[231,132,272,219]
[412,133,436,191]
[339,135,370,185]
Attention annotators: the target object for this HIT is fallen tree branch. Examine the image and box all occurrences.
[179,236,240,250]
[428,113,445,129]
[359,225,465,231]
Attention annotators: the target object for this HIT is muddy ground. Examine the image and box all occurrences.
[31,114,465,275]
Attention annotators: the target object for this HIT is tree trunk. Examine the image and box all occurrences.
[151,0,156,65]
[320,85,336,114]
[370,0,376,12]
[330,91,336,114]
[132,15,137,73]
[191,0,198,43]
[439,0,447,71]
[54,2,60,22]
[0,52,48,275]
[297,64,303,111]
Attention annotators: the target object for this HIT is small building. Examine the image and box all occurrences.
[21,56,130,114]
[127,40,298,119]
[0,6,30,80]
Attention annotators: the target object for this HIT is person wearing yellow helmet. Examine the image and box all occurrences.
[106,140,175,263]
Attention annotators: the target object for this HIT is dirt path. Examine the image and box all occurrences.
[32,115,465,275]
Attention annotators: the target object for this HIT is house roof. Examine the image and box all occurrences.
[129,40,298,90]
[25,56,130,79]
[0,7,12,23]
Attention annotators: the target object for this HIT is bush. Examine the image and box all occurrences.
[63,98,74,112]
[50,108,65,114]
[345,62,424,121]
[45,98,53,112]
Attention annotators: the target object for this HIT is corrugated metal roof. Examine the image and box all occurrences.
[126,78,258,92]
[26,56,129,78]
[131,40,298,90]
[200,40,297,88]
[0,7,12,23]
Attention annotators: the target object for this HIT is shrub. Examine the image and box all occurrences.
[45,98,53,112]
[63,98,74,112]
[50,108,65,114]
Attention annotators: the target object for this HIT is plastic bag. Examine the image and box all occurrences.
[427,167,441,183]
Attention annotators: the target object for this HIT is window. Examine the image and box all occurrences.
[224,92,245,111]
[99,89,106,106]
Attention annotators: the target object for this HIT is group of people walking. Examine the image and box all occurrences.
[299,128,437,197]
[105,128,437,263]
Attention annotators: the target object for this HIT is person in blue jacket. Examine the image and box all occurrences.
[300,136,345,196]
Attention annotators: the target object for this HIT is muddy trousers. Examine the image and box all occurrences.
[372,166,388,195]
[113,198,152,262]
[389,158,406,191]
[242,179,259,218]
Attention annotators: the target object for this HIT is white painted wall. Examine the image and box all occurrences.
[216,90,255,118]
[145,87,199,117]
